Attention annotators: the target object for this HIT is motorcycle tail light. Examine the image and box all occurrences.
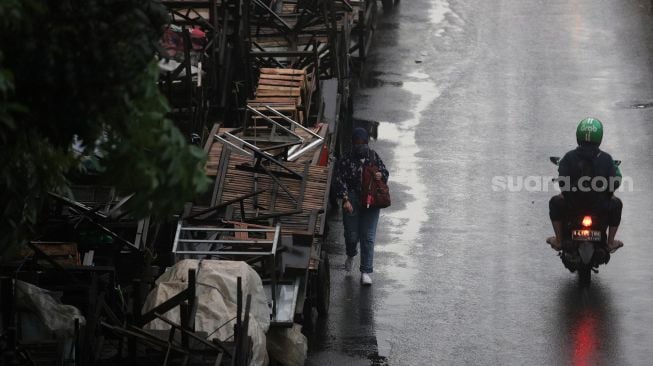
[582,216,592,227]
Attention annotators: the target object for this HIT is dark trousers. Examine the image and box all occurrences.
[549,194,623,227]
[342,192,380,273]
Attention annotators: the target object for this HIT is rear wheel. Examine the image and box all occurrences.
[579,267,591,288]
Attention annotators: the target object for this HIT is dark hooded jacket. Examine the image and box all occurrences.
[558,144,620,208]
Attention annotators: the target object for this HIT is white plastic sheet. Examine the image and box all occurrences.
[14,280,86,338]
[142,260,271,366]
[266,324,307,366]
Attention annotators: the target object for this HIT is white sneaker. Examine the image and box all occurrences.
[344,256,354,272]
[361,273,372,286]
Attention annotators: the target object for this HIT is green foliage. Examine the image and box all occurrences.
[100,63,211,218]
[0,0,209,256]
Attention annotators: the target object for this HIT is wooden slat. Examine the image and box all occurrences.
[259,68,306,75]
[248,104,297,111]
[256,89,301,97]
[258,73,305,82]
[203,123,220,153]
[256,85,301,92]
[248,97,300,105]
[205,141,224,176]
[20,242,81,266]
[258,78,303,87]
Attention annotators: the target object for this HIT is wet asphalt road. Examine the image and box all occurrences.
[306,0,653,365]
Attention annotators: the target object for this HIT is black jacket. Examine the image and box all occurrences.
[558,144,619,208]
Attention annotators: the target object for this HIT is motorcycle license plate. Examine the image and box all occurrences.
[571,230,601,241]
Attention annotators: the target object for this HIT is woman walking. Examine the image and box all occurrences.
[333,127,389,285]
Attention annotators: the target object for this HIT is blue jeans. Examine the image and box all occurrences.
[343,193,380,273]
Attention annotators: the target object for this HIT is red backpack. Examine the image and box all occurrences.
[361,150,391,209]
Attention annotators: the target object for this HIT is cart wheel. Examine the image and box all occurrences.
[302,298,314,331]
[382,0,394,11]
[316,251,330,317]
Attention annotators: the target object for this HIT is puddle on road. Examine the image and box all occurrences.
[429,0,452,25]
[614,101,653,109]
[428,0,463,36]
[380,72,441,252]
[373,70,442,357]
[362,70,407,89]
[377,73,440,297]
[408,72,429,79]
[364,78,404,88]
[367,70,402,78]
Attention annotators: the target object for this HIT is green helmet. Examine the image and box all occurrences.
[576,117,603,145]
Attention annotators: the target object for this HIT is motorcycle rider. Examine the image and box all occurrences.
[547,118,623,254]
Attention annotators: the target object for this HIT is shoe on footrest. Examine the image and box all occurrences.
[546,236,562,251]
[608,240,624,253]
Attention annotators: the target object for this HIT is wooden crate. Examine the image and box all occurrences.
[20,242,81,266]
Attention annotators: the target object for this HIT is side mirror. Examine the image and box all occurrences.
[614,160,621,167]
[549,156,561,165]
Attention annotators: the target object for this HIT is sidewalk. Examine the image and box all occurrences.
[305,207,389,366]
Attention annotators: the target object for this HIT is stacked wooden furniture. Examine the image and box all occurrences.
[248,67,315,126]
[204,137,332,237]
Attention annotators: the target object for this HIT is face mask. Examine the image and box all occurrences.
[353,144,369,157]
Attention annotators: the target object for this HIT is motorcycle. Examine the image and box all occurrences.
[549,156,621,287]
